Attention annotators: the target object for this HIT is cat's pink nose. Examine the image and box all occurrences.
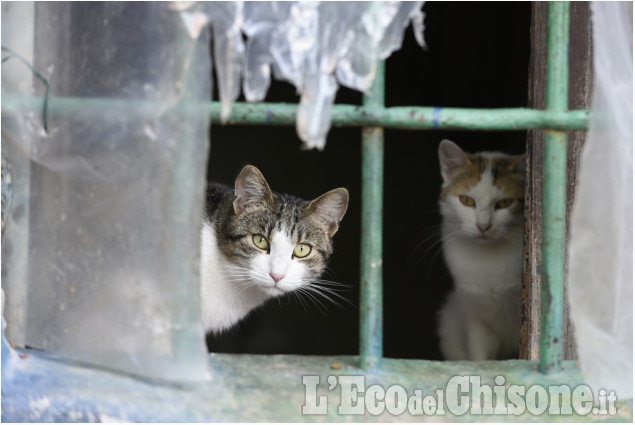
[270,273,285,283]
[477,223,492,233]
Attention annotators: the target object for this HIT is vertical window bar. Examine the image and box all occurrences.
[540,1,570,374]
[360,61,385,369]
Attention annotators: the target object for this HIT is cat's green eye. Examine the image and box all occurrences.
[293,243,312,258]
[459,195,475,207]
[252,234,270,250]
[495,198,514,209]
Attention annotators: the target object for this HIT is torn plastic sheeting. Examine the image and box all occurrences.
[200,1,425,150]
[567,1,633,399]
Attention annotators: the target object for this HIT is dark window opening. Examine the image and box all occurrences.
[205,2,530,359]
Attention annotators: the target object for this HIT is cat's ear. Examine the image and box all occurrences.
[233,165,274,215]
[306,188,349,238]
[438,139,469,183]
[508,154,526,175]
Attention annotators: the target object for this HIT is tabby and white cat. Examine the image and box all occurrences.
[436,140,525,360]
[200,165,349,334]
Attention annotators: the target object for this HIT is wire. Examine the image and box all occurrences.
[1,46,51,132]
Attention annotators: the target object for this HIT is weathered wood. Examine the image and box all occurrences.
[521,2,591,360]
[562,0,593,361]
[520,2,547,361]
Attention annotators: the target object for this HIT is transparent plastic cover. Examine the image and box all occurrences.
[567,1,633,398]
[2,2,211,381]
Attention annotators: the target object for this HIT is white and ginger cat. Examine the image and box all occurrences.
[200,165,349,334]
[436,140,525,360]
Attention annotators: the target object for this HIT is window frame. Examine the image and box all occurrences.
[4,2,621,422]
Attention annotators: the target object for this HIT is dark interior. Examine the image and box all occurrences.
[205,2,530,360]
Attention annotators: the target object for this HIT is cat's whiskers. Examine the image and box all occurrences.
[305,288,348,310]
[294,287,330,315]
[233,280,261,297]
[408,224,458,280]
[422,231,447,258]
[412,224,444,257]
[309,278,352,289]
[231,269,275,297]
[212,278,249,289]
[224,273,249,280]
[218,265,262,295]
[320,266,337,282]
[430,230,463,264]
[298,278,354,310]
[410,209,443,254]
[222,278,255,293]
[288,289,311,313]
[501,232,523,247]
[219,272,252,283]
[223,264,253,274]
[415,228,462,274]
[301,287,338,311]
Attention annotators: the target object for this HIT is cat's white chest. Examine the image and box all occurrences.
[443,238,521,293]
[199,222,266,333]
[439,236,522,360]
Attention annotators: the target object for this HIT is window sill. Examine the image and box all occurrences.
[2,345,632,422]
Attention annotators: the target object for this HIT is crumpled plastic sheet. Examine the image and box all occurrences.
[182,1,425,150]
[567,2,633,399]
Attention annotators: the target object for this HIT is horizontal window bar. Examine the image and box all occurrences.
[2,95,589,131]
[212,103,589,131]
